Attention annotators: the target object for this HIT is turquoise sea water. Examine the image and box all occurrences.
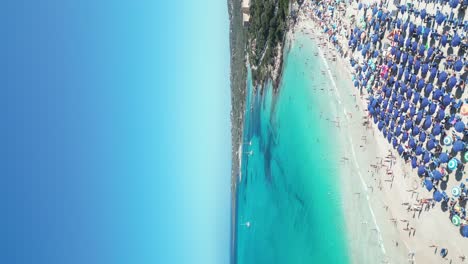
[236,34,351,263]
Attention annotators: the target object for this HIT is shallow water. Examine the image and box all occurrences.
[236,34,350,264]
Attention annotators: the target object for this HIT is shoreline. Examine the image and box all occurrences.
[290,2,468,263]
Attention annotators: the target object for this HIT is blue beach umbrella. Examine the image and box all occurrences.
[454,60,463,72]
[425,83,433,95]
[416,145,424,155]
[418,79,425,90]
[450,0,459,8]
[416,111,423,124]
[442,94,452,107]
[423,116,432,129]
[413,92,420,104]
[398,115,405,125]
[412,126,420,136]
[432,170,442,181]
[448,76,457,89]
[451,34,461,47]
[425,178,433,191]
[402,132,409,142]
[439,152,449,163]
[405,120,413,130]
[462,226,468,238]
[455,121,465,132]
[392,137,398,148]
[423,152,431,163]
[409,106,416,117]
[427,139,436,151]
[428,103,437,115]
[453,140,465,152]
[419,131,426,142]
[421,97,430,108]
[411,156,418,168]
[436,13,446,25]
[396,125,402,136]
[409,137,416,149]
[397,145,404,155]
[419,165,426,175]
[433,89,443,101]
[438,71,448,84]
[437,109,445,121]
[387,133,392,143]
[433,190,443,202]
[433,124,442,136]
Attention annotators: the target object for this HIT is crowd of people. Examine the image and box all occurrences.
[302,0,468,237]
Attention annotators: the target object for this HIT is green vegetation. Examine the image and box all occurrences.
[248,0,290,86]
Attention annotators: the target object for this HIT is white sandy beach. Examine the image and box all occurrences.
[287,1,468,263]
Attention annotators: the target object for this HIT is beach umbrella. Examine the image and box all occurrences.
[453,140,465,152]
[424,152,431,163]
[428,103,436,115]
[396,125,402,136]
[422,63,429,76]
[430,67,438,79]
[439,152,449,163]
[411,157,417,168]
[387,133,392,143]
[412,126,420,136]
[450,0,459,8]
[425,178,433,190]
[443,136,453,146]
[418,165,427,176]
[432,170,442,181]
[413,92,420,104]
[397,145,404,155]
[427,140,436,151]
[416,146,424,155]
[425,83,433,95]
[452,215,462,226]
[403,101,410,112]
[448,76,457,89]
[452,186,462,198]
[405,120,413,130]
[409,137,416,149]
[433,190,443,202]
[433,124,442,136]
[451,34,461,47]
[409,105,415,116]
[420,131,426,142]
[378,121,384,131]
[454,60,463,72]
[423,116,432,130]
[462,105,468,116]
[462,226,468,238]
[437,109,445,122]
[465,152,468,162]
[448,158,458,170]
[433,89,443,101]
[438,71,448,84]
[436,13,446,25]
[383,128,387,137]
[401,83,407,94]
[442,94,452,107]
[392,137,398,148]
[455,121,465,132]
[417,79,425,91]
[402,132,409,142]
[416,111,423,124]
[421,97,430,108]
